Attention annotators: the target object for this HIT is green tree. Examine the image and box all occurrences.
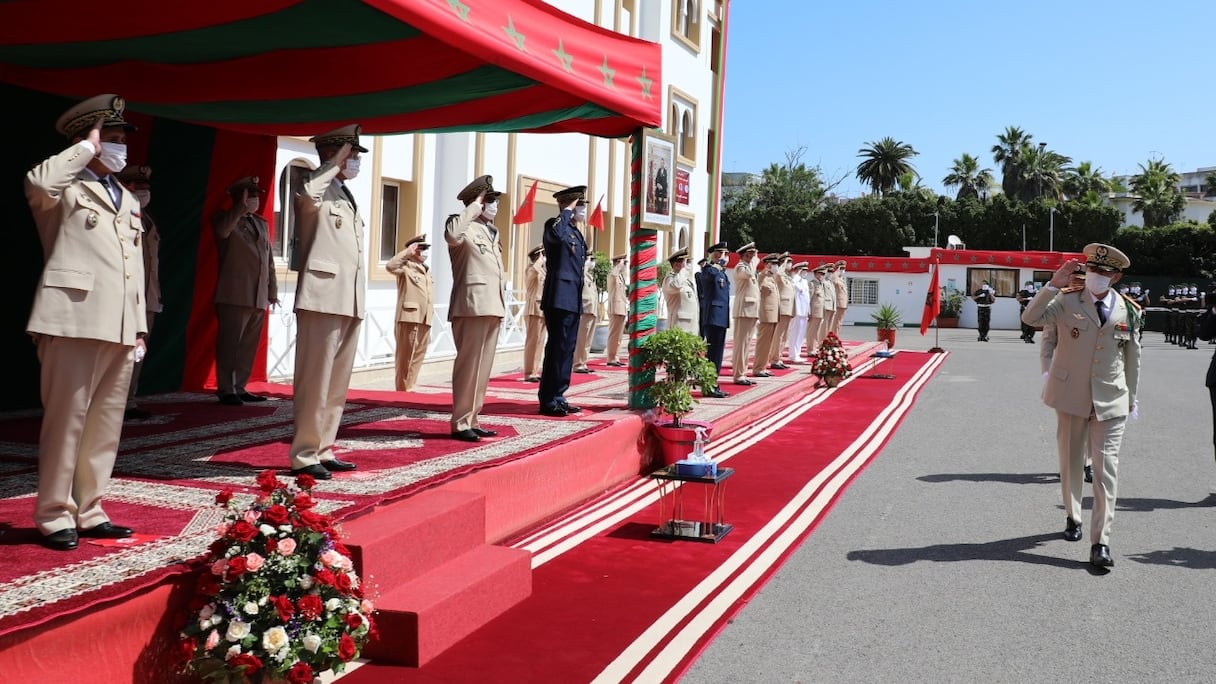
[1062,161,1111,201]
[1130,159,1186,228]
[942,153,995,201]
[991,126,1033,198]
[1204,171,1216,198]
[855,137,918,197]
[721,147,833,253]
[1017,145,1071,202]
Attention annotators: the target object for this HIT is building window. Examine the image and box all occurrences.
[1032,270,1054,287]
[380,182,400,262]
[275,160,315,269]
[671,0,701,51]
[669,87,699,166]
[967,268,1018,297]
[849,278,879,306]
[679,110,695,160]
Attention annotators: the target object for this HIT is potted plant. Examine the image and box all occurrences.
[811,332,853,388]
[637,328,721,465]
[590,252,612,351]
[870,302,903,349]
[937,288,964,328]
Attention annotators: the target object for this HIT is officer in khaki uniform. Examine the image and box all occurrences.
[662,247,700,335]
[1022,243,1140,568]
[385,235,434,392]
[26,94,146,550]
[604,253,628,366]
[752,254,781,377]
[831,259,850,336]
[573,254,599,373]
[289,125,366,479]
[820,263,838,347]
[522,244,546,381]
[213,175,278,406]
[770,253,794,369]
[807,264,828,354]
[116,163,160,420]
[446,175,507,441]
[731,243,760,385]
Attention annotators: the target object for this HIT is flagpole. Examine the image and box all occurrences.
[928,252,944,353]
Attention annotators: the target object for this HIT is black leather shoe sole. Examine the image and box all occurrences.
[523,376,541,382]
[79,522,133,539]
[292,464,332,480]
[734,379,756,386]
[322,458,357,472]
[42,529,78,551]
[703,390,730,398]
[539,407,569,417]
[558,403,582,413]
[452,429,482,442]
[573,368,594,374]
[239,392,269,402]
[472,427,498,437]
[218,394,244,406]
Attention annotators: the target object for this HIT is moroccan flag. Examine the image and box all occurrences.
[588,195,605,230]
[512,181,538,224]
[919,260,940,335]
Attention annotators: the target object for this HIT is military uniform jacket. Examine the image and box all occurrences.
[808,277,826,318]
[758,270,780,324]
[833,273,849,309]
[777,272,795,316]
[541,209,586,314]
[608,264,628,317]
[25,142,147,345]
[385,252,434,325]
[663,269,700,334]
[293,162,364,318]
[700,264,731,329]
[141,210,162,314]
[822,275,837,312]
[213,207,277,309]
[733,261,759,318]
[524,259,545,317]
[1023,286,1141,421]
[580,259,598,312]
[445,201,505,320]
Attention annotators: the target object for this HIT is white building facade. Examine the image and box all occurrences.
[262,0,729,380]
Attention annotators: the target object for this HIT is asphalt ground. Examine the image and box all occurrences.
[683,326,1216,684]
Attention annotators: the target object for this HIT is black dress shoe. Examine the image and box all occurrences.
[754,371,773,378]
[42,529,79,551]
[452,429,482,442]
[605,361,625,367]
[218,393,244,406]
[770,363,788,370]
[79,522,133,539]
[1063,518,1083,542]
[523,376,541,383]
[573,368,594,374]
[734,378,756,386]
[539,406,569,417]
[1090,543,1114,567]
[291,464,332,480]
[124,407,153,420]
[471,427,498,437]
[703,388,730,398]
[238,392,268,402]
[322,458,357,472]
[557,402,582,413]
[1084,464,1093,483]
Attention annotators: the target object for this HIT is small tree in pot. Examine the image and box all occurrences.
[638,329,721,465]
[870,302,903,349]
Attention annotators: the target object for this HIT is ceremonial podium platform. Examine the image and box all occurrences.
[0,339,882,682]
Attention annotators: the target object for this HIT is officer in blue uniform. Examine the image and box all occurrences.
[538,185,588,417]
[695,256,709,339]
[700,241,731,398]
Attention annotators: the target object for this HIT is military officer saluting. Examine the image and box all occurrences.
[522,244,546,382]
[26,94,146,549]
[699,242,731,398]
[663,247,700,335]
[385,235,435,392]
[731,242,760,385]
[116,163,161,420]
[538,185,589,417]
[1022,243,1141,569]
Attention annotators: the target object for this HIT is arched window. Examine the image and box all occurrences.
[680,110,694,160]
[277,158,316,269]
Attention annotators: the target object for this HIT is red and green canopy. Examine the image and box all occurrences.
[0,0,661,137]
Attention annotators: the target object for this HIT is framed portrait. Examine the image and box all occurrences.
[640,129,676,231]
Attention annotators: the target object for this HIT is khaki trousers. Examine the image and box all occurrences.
[393,321,431,392]
[807,315,825,354]
[450,316,502,432]
[523,314,546,378]
[606,314,626,363]
[35,336,131,534]
[574,313,597,369]
[731,317,757,380]
[831,306,848,336]
[215,303,266,396]
[753,321,777,374]
[1057,410,1124,545]
[290,311,361,469]
[127,311,157,406]
[770,314,791,365]
[818,309,835,344]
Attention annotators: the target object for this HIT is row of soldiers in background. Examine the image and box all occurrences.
[1159,283,1208,349]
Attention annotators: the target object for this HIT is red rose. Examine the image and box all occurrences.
[344,613,363,630]
[265,536,278,553]
[225,556,247,580]
[215,489,234,506]
[314,569,337,587]
[296,510,330,532]
[261,504,289,526]
[334,572,352,592]
[229,520,258,543]
[286,661,315,684]
[297,594,323,620]
[295,472,317,490]
[255,469,283,493]
[293,492,316,510]
[338,633,358,662]
[176,637,197,666]
[228,653,262,676]
[270,594,295,622]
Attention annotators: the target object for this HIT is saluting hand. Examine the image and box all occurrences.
[86,118,103,155]
[1050,259,1079,288]
[331,142,353,168]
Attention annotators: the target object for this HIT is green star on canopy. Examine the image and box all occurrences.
[636,66,653,99]
[503,16,526,51]
[446,0,470,22]
[598,56,616,88]
[553,39,574,72]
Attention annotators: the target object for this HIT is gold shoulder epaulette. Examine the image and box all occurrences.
[1061,286,1084,294]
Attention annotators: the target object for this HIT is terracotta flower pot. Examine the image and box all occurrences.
[876,328,896,349]
[652,420,713,466]
[822,375,843,388]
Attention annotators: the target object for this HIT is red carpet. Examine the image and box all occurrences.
[340,350,945,683]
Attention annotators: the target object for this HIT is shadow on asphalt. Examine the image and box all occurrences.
[1125,547,1216,569]
[1115,493,1216,512]
[846,532,1092,570]
[918,472,1058,485]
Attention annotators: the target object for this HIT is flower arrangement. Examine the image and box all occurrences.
[178,470,375,684]
[811,332,852,385]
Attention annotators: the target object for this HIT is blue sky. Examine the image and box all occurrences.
[722,1,1216,197]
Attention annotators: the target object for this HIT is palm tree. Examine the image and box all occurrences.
[942,153,995,201]
[1018,145,1071,202]
[1130,159,1186,228]
[855,137,918,197]
[896,171,937,201]
[1062,161,1111,201]
[991,126,1033,198]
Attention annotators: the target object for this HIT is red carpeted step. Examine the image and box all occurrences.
[363,543,533,667]
[343,489,488,589]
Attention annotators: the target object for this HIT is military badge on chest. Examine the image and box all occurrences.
[1070,327,1080,339]
[1114,321,1130,346]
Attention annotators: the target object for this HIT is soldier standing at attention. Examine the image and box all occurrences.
[731,243,760,386]
[445,175,506,442]
[1022,243,1140,569]
[1017,279,1037,343]
[972,279,995,342]
[385,235,434,392]
[663,247,699,335]
[538,186,588,416]
[752,254,781,378]
[820,263,838,347]
[522,244,546,382]
[116,164,161,420]
[604,253,628,366]
[26,95,146,550]
[769,253,794,369]
[695,256,709,339]
[698,242,731,398]
[830,259,850,337]
[573,253,599,374]
[806,264,828,355]
[788,262,810,363]
[213,175,278,406]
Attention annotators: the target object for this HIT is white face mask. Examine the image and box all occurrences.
[342,157,361,179]
[481,200,499,221]
[767,264,778,273]
[574,205,587,222]
[133,189,151,208]
[838,269,845,276]
[245,197,260,213]
[1086,272,1113,295]
[98,142,127,173]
